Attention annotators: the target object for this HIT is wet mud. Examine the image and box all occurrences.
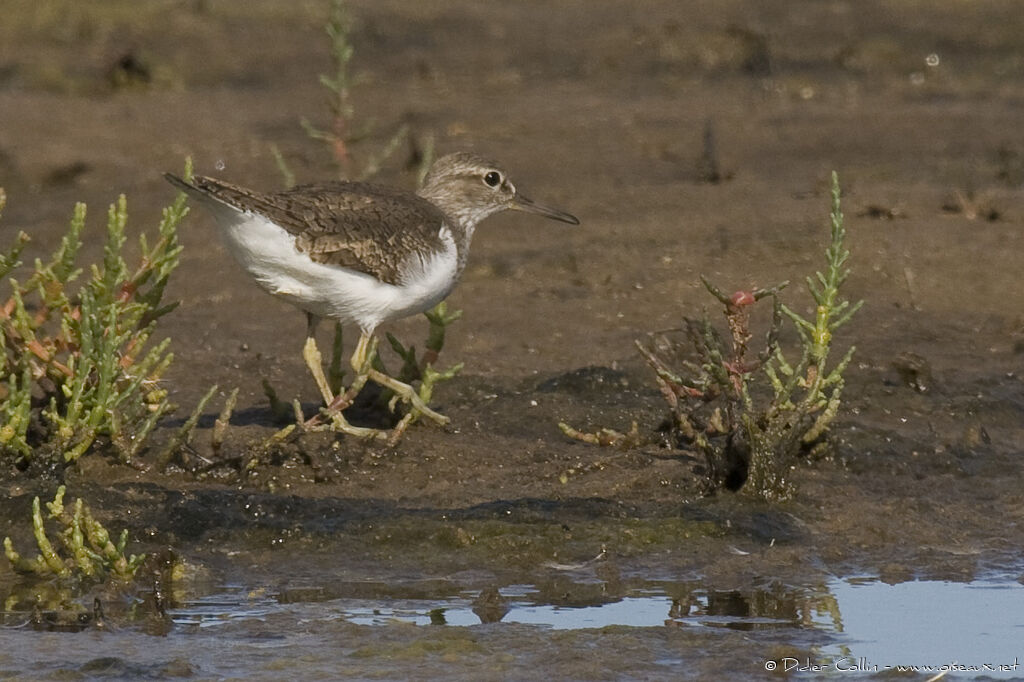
[1,1,1023,678]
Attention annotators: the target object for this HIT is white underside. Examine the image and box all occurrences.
[209,205,459,333]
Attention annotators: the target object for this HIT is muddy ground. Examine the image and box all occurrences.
[1,0,1023,678]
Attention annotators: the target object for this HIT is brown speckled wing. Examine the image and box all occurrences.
[187,176,450,286]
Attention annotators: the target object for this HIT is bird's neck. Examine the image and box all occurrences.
[416,188,492,242]
[415,188,477,278]
[415,187,483,245]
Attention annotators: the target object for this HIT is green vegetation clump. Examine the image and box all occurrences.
[562,172,862,500]
[0,165,189,465]
[3,486,146,582]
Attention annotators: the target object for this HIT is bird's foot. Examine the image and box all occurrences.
[324,412,393,441]
[385,412,417,446]
[299,395,414,444]
[367,368,450,425]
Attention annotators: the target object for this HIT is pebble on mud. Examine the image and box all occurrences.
[889,352,933,393]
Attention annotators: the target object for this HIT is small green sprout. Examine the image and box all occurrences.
[295,0,425,184]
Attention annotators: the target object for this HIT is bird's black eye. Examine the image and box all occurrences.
[483,171,502,188]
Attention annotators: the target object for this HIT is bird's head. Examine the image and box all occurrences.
[418,152,579,229]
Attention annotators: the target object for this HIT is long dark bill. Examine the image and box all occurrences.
[512,193,580,225]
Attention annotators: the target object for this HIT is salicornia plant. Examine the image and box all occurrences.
[4,486,146,582]
[562,172,862,500]
[0,162,190,464]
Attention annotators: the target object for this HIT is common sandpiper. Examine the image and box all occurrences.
[165,152,579,440]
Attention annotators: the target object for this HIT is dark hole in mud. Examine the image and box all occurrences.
[535,365,632,395]
[108,51,152,89]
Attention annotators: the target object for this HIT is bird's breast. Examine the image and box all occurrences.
[212,209,461,330]
[387,224,461,316]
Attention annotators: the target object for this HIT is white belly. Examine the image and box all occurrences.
[211,208,459,332]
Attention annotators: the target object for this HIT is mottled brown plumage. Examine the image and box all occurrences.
[170,176,452,286]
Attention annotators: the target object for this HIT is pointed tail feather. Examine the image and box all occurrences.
[164,172,196,194]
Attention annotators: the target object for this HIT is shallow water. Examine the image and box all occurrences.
[4,573,1021,680]
[819,579,1024,678]
[173,581,835,632]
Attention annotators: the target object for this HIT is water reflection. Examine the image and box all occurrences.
[1,574,1022,677]
[167,578,842,632]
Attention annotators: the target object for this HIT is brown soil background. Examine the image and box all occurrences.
[1,0,1023,604]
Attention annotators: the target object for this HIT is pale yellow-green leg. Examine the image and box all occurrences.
[302,327,448,442]
[351,330,449,425]
[301,400,391,442]
[322,327,373,414]
[386,411,418,446]
[367,367,449,424]
[280,317,380,441]
[350,329,375,375]
[302,314,334,405]
[308,333,385,441]
[350,333,416,438]
[324,409,392,441]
